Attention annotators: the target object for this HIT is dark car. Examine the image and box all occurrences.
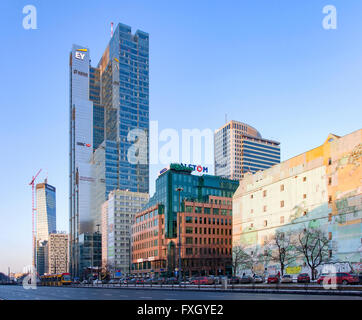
[253,275,265,283]
[136,278,145,284]
[166,277,179,284]
[267,275,279,284]
[317,273,359,285]
[191,276,209,285]
[229,276,240,284]
[297,273,310,283]
[239,275,254,284]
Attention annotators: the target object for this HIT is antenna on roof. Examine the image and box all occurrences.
[111,22,114,37]
[225,114,227,124]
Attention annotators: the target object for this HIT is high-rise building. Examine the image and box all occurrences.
[131,163,239,277]
[48,233,69,274]
[36,181,56,241]
[101,189,149,277]
[35,180,56,275]
[214,120,280,180]
[232,129,362,276]
[69,22,150,277]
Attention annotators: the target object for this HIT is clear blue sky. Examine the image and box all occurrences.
[0,0,361,273]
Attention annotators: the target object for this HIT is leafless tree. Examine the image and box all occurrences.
[232,245,252,276]
[269,231,297,276]
[295,227,330,280]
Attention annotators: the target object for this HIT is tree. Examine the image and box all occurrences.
[269,231,296,276]
[232,245,252,276]
[295,227,330,280]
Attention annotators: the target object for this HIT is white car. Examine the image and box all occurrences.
[93,279,102,284]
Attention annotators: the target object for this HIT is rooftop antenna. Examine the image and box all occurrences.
[111,22,114,38]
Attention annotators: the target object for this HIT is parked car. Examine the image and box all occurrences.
[191,276,209,285]
[73,279,81,284]
[267,275,279,284]
[206,276,215,285]
[229,276,240,284]
[166,277,179,284]
[281,275,293,283]
[297,273,310,283]
[136,278,145,284]
[317,273,359,285]
[93,279,102,285]
[107,279,118,284]
[239,275,254,284]
[253,275,265,283]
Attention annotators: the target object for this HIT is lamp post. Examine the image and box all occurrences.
[176,187,183,284]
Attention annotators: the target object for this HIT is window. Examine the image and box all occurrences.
[263,190,267,197]
[280,216,284,224]
[303,177,307,182]
[328,158,332,165]
[185,227,193,234]
[186,248,193,255]
[213,208,219,215]
[185,216,192,223]
[280,184,284,191]
[328,196,332,204]
[303,211,308,216]
[263,205,267,212]
[186,237,193,244]
[280,200,284,208]
[264,220,268,227]
[328,177,332,185]
[251,209,254,214]
[250,194,254,199]
[303,194,307,199]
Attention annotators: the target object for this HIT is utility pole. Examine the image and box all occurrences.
[176,187,183,284]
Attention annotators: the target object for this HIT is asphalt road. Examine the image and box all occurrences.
[0,285,361,300]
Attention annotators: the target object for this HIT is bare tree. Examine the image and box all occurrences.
[269,231,296,276]
[295,227,330,280]
[232,245,253,276]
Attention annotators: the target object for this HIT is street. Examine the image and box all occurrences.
[0,285,360,300]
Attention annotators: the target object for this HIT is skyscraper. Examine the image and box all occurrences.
[69,23,150,277]
[214,120,280,180]
[35,180,56,275]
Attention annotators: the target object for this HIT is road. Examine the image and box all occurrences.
[0,285,360,300]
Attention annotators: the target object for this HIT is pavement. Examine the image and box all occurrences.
[0,285,361,300]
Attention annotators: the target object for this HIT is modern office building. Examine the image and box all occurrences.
[232,129,362,276]
[48,233,69,274]
[69,22,150,277]
[214,120,280,180]
[131,163,239,277]
[78,232,102,279]
[101,189,149,277]
[35,180,56,275]
[36,180,56,241]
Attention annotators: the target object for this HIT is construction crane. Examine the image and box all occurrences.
[29,169,42,271]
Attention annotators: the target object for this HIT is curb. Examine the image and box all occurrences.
[71,285,362,297]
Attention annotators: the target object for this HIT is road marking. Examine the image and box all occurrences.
[139,296,153,299]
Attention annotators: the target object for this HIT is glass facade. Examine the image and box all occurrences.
[36,182,56,242]
[146,164,239,239]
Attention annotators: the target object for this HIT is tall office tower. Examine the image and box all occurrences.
[101,189,149,277]
[69,23,150,278]
[69,44,94,277]
[214,120,280,180]
[48,233,69,274]
[35,180,56,275]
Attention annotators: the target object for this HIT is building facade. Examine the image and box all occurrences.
[69,22,150,278]
[35,180,56,275]
[101,189,149,277]
[232,130,362,276]
[214,120,280,180]
[48,233,69,274]
[131,164,239,277]
[78,232,102,279]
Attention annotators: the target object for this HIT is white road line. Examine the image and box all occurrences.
[139,296,153,299]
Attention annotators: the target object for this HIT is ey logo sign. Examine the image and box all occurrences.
[75,49,87,60]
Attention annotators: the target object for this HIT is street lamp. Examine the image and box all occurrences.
[176,187,184,284]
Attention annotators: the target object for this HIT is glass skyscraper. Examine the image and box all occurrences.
[69,23,149,278]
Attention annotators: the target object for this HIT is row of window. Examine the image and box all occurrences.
[185,227,232,236]
[185,216,231,226]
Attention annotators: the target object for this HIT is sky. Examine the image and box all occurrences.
[0,0,361,274]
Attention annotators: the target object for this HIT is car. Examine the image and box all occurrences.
[108,279,118,284]
[229,276,240,284]
[253,275,265,283]
[281,275,293,283]
[93,279,102,284]
[297,273,310,283]
[239,275,254,284]
[166,277,179,284]
[267,275,279,284]
[136,278,145,284]
[191,276,209,285]
[317,273,359,285]
[206,276,215,285]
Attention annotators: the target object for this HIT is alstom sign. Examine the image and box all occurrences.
[159,163,209,175]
